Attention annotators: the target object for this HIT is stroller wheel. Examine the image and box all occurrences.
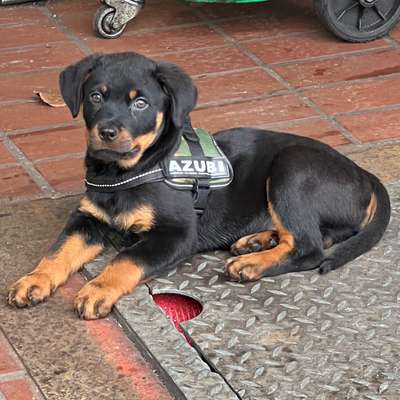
[93,5,127,39]
[315,0,400,42]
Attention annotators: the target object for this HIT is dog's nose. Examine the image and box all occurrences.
[99,126,118,142]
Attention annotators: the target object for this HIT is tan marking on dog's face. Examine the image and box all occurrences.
[115,205,155,232]
[74,258,144,319]
[361,192,377,228]
[129,89,137,100]
[79,197,110,225]
[88,125,99,145]
[87,124,135,154]
[117,132,156,169]
[117,112,164,169]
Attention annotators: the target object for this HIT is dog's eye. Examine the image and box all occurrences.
[132,97,148,110]
[90,92,103,104]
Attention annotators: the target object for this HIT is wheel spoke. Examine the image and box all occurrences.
[358,6,365,30]
[336,1,359,21]
[373,3,388,21]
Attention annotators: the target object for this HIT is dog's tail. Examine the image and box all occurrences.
[319,177,391,274]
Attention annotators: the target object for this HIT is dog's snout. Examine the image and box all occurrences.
[99,126,118,142]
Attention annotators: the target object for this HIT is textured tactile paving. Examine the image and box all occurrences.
[86,183,400,400]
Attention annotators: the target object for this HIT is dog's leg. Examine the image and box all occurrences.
[74,228,194,319]
[225,201,297,281]
[226,158,328,282]
[8,211,106,308]
[225,199,324,281]
[230,231,279,255]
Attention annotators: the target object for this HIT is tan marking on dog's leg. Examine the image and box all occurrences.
[361,192,377,228]
[128,89,137,100]
[79,196,110,225]
[75,259,144,319]
[114,205,155,232]
[8,234,103,307]
[226,202,295,281]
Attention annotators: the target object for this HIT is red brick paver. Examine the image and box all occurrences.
[192,93,316,131]
[274,48,400,88]
[0,143,16,165]
[36,157,85,193]
[0,331,43,400]
[13,126,86,161]
[0,0,399,203]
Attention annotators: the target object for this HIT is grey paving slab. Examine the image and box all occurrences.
[86,183,400,400]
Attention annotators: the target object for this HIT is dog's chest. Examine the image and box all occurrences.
[79,197,154,233]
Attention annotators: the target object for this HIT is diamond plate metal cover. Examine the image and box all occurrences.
[86,183,400,400]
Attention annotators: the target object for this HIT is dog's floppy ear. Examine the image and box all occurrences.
[59,54,101,118]
[155,62,197,129]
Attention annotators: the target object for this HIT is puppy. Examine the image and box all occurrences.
[8,52,391,319]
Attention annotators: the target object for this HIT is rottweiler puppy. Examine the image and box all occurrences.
[8,52,391,320]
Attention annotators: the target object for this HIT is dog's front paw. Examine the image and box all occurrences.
[8,272,53,308]
[225,255,263,283]
[74,281,118,320]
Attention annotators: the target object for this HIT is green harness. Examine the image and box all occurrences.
[162,127,233,190]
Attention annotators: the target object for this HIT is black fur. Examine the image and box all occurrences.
[55,52,390,305]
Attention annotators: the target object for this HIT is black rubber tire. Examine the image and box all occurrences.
[314,0,400,42]
[93,5,127,39]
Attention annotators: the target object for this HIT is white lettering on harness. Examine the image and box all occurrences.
[169,160,182,173]
[168,158,226,175]
[181,160,194,172]
[193,160,206,172]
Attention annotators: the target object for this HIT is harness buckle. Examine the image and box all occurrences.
[192,178,210,216]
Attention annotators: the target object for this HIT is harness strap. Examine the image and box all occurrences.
[192,179,210,216]
[85,168,164,192]
[182,122,211,215]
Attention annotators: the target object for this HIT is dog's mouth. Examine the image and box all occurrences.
[88,146,140,162]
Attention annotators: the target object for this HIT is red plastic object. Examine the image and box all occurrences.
[153,293,203,343]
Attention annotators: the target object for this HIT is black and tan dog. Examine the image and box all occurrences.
[8,52,390,320]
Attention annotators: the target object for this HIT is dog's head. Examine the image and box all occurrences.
[59,52,197,169]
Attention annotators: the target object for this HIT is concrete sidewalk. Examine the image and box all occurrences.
[0,197,173,399]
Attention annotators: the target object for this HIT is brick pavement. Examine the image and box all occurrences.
[0,0,399,204]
